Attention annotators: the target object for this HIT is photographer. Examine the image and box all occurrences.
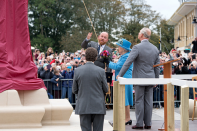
[73,59,81,70]
[188,63,197,74]
[175,58,189,74]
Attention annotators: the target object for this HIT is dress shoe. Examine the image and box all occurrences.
[132,125,143,129]
[144,126,151,129]
[125,120,132,125]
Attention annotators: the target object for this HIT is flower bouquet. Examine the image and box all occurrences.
[100,50,110,71]
[100,50,110,59]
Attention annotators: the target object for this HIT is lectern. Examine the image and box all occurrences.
[153,59,180,131]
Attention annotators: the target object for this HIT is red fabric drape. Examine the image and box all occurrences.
[0,0,46,93]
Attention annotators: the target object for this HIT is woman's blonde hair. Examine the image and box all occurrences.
[46,47,54,56]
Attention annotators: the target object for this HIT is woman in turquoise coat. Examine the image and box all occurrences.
[109,39,133,125]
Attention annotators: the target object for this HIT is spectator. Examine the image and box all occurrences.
[73,59,81,70]
[80,54,86,61]
[61,63,66,72]
[192,37,197,53]
[45,47,54,58]
[51,70,63,99]
[37,52,45,61]
[40,63,54,95]
[175,58,188,74]
[70,54,74,61]
[188,63,197,74]
[55,50,58,58]
[80,60,85,65]
[61,59,65,65]
[65,57,71,63]
[35,49,40,60]
[61,63,74,103]
[51,63,56,73]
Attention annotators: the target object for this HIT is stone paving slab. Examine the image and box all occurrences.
[125,120,197,131]
[105,108,181,121]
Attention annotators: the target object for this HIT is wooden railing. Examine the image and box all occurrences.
[113,76,197,131]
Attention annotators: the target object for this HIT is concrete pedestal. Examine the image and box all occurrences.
[0,89,73,128]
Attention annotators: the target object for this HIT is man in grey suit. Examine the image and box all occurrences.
[81,32,112,72]
[73,47,109,131]
[117,28,160,129]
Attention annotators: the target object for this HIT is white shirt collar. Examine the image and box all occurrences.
[99,44,105,48]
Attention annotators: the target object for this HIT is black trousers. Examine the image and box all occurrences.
[79,114,104,131]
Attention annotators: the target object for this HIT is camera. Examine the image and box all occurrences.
[191,64,193,66]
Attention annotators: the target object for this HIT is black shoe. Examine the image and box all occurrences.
[125,120,132,125]
[144,125,151,129]
[132,125,143,129]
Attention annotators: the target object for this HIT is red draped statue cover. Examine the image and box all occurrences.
[0,0,46,93]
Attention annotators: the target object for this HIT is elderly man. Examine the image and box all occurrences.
[117,28,160,129]
[81,32,112,72]
[73,47,108,131]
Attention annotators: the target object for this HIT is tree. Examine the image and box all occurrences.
[121,0,162,48]
[28,0,78,52]
[156,19,174,53]
[60,0,126,52]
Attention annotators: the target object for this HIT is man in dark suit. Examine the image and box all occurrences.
[117,28,160,129]
[72,47,109,131]
[81,32,112,72]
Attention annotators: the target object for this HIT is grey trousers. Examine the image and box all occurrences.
[134,85,153,127]
[79,114,104,131]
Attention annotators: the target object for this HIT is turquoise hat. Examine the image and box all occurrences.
[43,63,48,68]
[116,39,132,51]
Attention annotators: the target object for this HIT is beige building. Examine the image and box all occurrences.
[167,0,197,52]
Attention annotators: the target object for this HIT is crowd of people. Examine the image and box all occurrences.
[33,40,197,105]
[32,28,197,130]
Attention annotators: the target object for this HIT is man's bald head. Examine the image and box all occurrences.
[98,32,109,45]
[138,28,151,41]
[100,32,109,38]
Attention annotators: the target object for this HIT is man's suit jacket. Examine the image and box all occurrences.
[81,39,112,72]
[72,62,108,115]
[119,39,160,80]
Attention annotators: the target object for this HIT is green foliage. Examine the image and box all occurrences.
[156,19,174,53]
[31,34,54,52]
[28,0,77,52]
[28,0,174,53]
[121,0,162,47]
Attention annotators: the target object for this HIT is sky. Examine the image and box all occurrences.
[146,0,181,20]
